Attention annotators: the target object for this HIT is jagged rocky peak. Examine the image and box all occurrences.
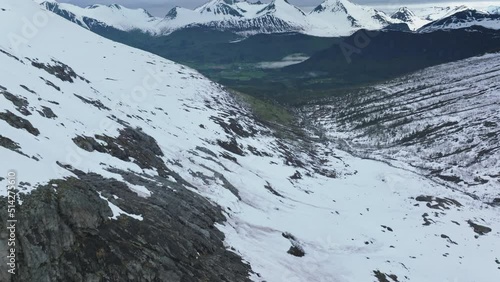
[391,7,416,21]
[311,0,353,13]
[86,3,123,10]
[257,0,307,16]
[196,0,245,17]
[90,3,154,17]
[164,6,181,19]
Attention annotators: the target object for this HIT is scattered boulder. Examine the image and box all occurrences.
[73,127,169,177]
[38,106,57,119]
[1,90,31,116]
[287,245,305,257]
[74,94,110,111]
[0,110,40,136]
[467,220,492,236]
[374,270,399,282]
[415,195,462,210]
[30,58,89,83]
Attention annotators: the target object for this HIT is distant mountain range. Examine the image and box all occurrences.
[419,7,500,32]
[39,0,500,37]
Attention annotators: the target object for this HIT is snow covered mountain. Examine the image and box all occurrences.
[390,7,430,30]
[306,0,396,35]
[39,0,167,33]
[419,8,500,32]
[2,0,500,281]
[182,0,310,35]
[40,0,403,37]
[36,0,500,37]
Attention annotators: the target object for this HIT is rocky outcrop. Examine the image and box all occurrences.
[0,172,251,282]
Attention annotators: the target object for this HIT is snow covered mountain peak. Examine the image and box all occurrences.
[41,0,159,32]
[390,6,429,30]
[195,0,246,18]
[85,3,154,18]
[257,0,307,19]
[391,7,416,21]
[39,0,400,37]
[311,0,358,14]
[306,0,394,34]
[38,0,500,37]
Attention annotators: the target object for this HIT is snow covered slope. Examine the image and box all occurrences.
[301,53,500,202]
[1,1,500,281]
[419,8,500,32]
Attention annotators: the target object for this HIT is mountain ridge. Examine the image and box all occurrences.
[40,0,405,36]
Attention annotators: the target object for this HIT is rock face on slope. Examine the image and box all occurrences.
[0,171,250,282]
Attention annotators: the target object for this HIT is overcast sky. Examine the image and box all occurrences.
[61,0,495,16]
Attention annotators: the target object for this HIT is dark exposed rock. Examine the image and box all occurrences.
[38,106,58,119]
[0,173,251,282]
[415,195,462,210]
[20,84,36,94]
[264,182,284,198]
[217,138,245,156]
[196,146,218,158]
[220,152,239,164]
[1,90,31,116]
[374,270,399,282]
[422,213,435,226]
[483,121,497,128]
[467,220,492,236]
[287,245,305,257]
[0,48,22,62]
[0,111,40,136]
[210,116,257,138]
[290,170,302,180]
[440,234,458,245]
[492,198,500,206]
[282,232,304,257]
[381,225,393,232]
[282,232,296,241]
[39,77,61,91]
[73,127,169,177]
[247,145,272,157]
[276,141,305,168]
[435,173,463,184]
[313,167,338,179]
[74,94,111,111]
[0,135,31,158]
[30,59,89,83]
